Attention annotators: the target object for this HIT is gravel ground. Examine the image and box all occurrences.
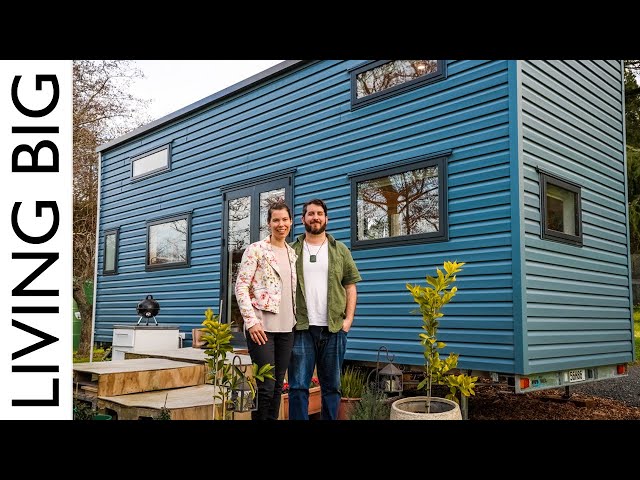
[568,363,640,407]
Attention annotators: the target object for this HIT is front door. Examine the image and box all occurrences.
[221,175,293,341]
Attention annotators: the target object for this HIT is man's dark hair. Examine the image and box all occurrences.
[302,198,328,216]
[267,201,292,222]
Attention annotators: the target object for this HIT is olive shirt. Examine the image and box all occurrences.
[290,233,362,333]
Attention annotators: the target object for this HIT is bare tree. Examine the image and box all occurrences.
[357,167,439,240]
[73,60,150,356]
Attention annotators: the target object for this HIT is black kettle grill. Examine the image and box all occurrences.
[137,295,160,325]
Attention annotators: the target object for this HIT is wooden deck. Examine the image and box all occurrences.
[98,385,251,420]
[124,347,251,365]
[74,348,256,420]
[73,358,205,398]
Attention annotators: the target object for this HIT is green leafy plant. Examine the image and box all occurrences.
[73,401,95,420]
[154,393,172,420]
[200,308,275,419]
[340,365,366,399]
[406,261,478,411]
[349,386,390,420]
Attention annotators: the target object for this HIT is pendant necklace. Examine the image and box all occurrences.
[305,238,327,263]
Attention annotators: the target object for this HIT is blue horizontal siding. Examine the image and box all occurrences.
[521,60,631,374]
[95,59,515,372]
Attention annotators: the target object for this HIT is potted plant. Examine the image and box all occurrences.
[349,386,391,420]
[279,377,321,420]
[200,308,275,420]
[338,365,366,420]
[390,261,478,420]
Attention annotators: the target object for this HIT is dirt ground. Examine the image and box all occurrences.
[467,381,640,420]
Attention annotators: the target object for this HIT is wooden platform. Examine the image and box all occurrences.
[73,358,205,398]
[98,385,250,420]
[124,347,250,365]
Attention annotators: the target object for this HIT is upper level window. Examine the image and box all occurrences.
[350,155,448,249]
[350,60,445,108]
[103,228,118,274]
[132,145,170,179]
[540,172,582,246]
[146,213,191,270]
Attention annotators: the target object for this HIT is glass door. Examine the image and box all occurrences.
[221,176,292,340]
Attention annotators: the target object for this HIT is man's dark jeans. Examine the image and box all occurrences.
[288,326,347,420]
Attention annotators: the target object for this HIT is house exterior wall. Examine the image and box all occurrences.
[96,60,517,372]
[520,60,633,373]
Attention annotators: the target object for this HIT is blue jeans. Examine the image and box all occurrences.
[288,326,347,420]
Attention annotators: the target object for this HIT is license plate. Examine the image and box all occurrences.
[568,369,586,383]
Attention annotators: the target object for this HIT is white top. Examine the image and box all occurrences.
[252,245,295,332]
[302,239,329,326]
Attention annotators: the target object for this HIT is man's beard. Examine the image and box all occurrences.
[304,221,326,234]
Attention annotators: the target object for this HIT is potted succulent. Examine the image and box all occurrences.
[338,365,367,420]
[200,308,274,420]
[390,261,478,420]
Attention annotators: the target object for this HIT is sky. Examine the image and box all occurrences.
[129,60,283,122]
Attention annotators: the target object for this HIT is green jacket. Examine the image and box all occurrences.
[290,233,362,333]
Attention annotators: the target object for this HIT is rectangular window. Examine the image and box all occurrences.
[350,155,448,249]
[350,60,445,108]
[103,228,118,274]
[132,145,170,179]
[146,213,191,270]
[540,172,582,246]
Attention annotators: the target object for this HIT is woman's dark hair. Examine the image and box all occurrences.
[302,198,328,216]
[267,201,292,222]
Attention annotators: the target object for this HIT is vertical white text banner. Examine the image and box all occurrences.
[0,61,72,419]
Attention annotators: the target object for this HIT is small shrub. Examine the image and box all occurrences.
[349,387,390,420]
[407,261,477,407]
[340,365,366,398]
[73,401,95,420]
[154,393,172,420]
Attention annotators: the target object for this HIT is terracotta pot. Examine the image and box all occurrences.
[337,397,361,420]
[390,396,462,420]
[279,386,321,420]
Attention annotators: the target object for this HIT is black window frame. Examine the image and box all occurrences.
[131,144,172,181]
[350,154,448,250]
[350,60,446,109]
[145,212,192,271]
[103,228,119,275]
[539,171,583,246]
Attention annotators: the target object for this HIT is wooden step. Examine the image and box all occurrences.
[73,358,205,397]
[124,347,250,365]
[97,385,251,420]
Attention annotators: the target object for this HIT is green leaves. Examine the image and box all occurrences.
[254,362,276,382]
[408,261,477,403]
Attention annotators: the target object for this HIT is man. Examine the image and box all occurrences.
[288,198,362,420]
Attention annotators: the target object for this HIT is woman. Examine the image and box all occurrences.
[234,201,297,420]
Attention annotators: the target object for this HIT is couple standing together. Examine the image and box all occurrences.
[234,199,361,420]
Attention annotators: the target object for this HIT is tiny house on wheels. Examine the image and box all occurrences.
[93,60,634,392]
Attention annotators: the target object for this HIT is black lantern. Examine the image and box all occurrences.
[378,361,403,394]
[229,355,257,416]
[370,346,403,394]
[136,295,160,325]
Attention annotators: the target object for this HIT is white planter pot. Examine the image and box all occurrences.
[390,396,462,420]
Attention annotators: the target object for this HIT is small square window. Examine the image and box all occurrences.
[103,229,118,274]
[131,145,171,179]
[540,172,582,246]
[350,60,446,108]
[146,213,191,270]
[350,155,448,249]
